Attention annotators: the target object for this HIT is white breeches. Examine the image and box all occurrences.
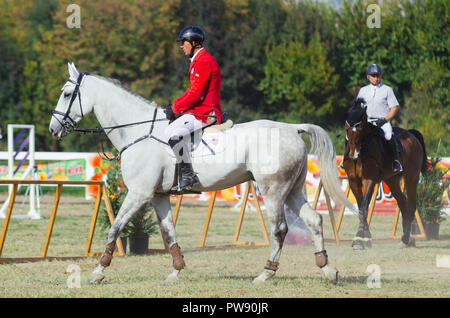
[164,114,204,163]
[380,121,393,140]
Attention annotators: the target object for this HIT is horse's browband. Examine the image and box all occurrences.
[345,120,362,128]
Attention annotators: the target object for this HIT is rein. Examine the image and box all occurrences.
[56,72,218,161]
[346,119,384,174]
[75,108,168,161]
[75,110,219,161]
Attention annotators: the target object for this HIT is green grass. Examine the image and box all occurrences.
[0,195,449,298]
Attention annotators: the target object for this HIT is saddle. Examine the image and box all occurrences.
[169,112,234,195]
[367,124,404,165]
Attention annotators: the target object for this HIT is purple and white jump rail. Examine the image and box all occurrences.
[0,124,40,219]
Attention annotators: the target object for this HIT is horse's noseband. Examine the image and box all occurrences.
[52,72,89,135]
[345,120,362,145]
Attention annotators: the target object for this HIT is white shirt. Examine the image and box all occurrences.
[357,83,399,119]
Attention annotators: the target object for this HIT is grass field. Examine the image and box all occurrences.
[0,191,449,298]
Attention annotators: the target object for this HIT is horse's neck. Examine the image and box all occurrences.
[90,77,165,151]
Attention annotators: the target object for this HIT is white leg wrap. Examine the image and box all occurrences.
[321,264,338,284]
[165,269,180,283]
[88,265,106,284]
[252,269,276,285]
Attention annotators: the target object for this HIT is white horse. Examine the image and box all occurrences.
[49,63,356,285]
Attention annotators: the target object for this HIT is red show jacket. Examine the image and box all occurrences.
[172,48,222,124]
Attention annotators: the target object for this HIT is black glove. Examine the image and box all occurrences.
[164,104,176,121]
[374,118,387,127]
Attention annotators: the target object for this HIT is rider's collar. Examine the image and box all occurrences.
[190,47,204,62]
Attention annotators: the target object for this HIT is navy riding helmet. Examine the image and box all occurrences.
[366,64,382,75]
[176,26,205,45]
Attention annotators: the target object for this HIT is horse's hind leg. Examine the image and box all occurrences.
[403,173,420,246]
[88,190,152,284]
[386,175,417,247]
[151,194,185,282]
[252,195,288,285]
[285,189,338,283]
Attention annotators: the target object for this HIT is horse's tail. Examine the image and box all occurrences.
[296,124,358,215]
[408,129,429,174]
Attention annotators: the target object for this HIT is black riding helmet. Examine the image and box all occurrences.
[176,26,205,58]
[366,64,382,75]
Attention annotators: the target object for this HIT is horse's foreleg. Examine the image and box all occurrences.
[352,180,375,250]
[253,199,287,285]
[88,190,151,284]
[151,194,185,282]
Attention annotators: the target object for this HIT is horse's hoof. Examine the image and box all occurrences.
[252,277,266,285]
[352,240,365,250]
[399,237,416,248]
[252,269,275,285]
[321,265,339,284]
[88,272,105,284]
[88,266,105,284]
[164,270,180,283]
[398,241,408,249]
[363,239,372,249]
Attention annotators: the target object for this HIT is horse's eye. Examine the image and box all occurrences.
[64,92,71,98]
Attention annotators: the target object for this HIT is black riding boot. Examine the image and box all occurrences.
[168,138,199,191]
[387,138,403,174]
[179,162,199,190]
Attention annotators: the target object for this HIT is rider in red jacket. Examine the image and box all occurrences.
[172,43,222,125]
[164,26,223,191]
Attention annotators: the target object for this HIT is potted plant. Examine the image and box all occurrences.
[413,157,450,240]
[98,156,158,254]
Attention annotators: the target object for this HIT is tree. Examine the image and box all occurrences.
[259,34,342,125]
[18,0,181,151]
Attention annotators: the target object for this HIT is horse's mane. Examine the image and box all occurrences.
[90,74,161,109]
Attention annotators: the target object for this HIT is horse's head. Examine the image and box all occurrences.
[345,98,369,159]
[49,62,93,139]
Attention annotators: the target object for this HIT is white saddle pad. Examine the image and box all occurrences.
[191,129,229,158]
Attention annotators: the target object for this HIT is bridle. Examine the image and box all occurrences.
[51,72,90,135]
[52,72,220,161]
[345,112,384,174]
[345,120,362,146]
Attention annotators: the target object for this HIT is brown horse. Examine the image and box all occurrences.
[343,98,428,249]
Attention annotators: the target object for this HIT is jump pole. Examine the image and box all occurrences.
[0,180,124,263]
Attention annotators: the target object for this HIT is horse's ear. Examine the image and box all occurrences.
[68,62,79,81]
[354,97,367,111]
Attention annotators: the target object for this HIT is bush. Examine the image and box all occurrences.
[416,158,450,224]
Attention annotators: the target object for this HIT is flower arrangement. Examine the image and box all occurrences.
[416,157,450,225]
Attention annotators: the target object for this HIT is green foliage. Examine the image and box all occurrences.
[259,34,343,125]
[99,158,158,238]
[416,158,450,224]
[401,60,450,157]
[0,0,448,155]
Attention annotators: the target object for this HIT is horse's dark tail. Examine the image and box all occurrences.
[408,129,429,173]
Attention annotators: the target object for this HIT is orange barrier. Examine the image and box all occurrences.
[0,180,270,262]
[312,177,426,243]
[0,180,124,263]
[159,181,269,252]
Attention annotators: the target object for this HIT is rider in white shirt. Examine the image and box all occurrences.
[356,64,403,174]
